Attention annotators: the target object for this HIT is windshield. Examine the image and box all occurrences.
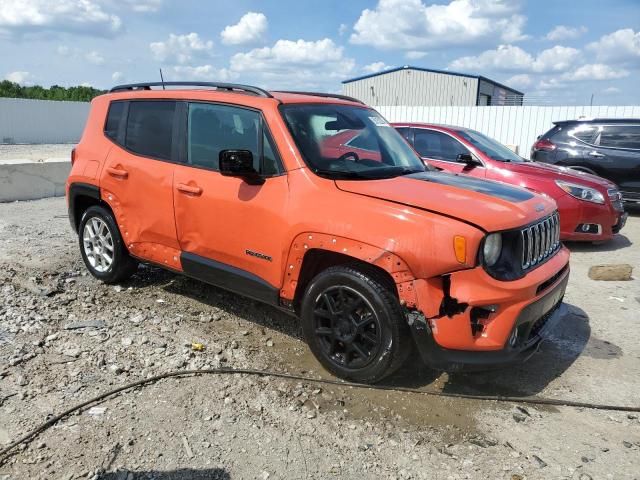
[454,129,527,162]
[280,104,427,179]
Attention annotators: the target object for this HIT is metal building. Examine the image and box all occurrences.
[342,66,524,107]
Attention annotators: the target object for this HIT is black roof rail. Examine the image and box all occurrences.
[109,81,273,98]
[273,90,365,105]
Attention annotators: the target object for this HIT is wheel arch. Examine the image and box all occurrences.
[68,182,112,232]
[281,233,419,312]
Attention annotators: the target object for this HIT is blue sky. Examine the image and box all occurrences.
[1,0,639,105]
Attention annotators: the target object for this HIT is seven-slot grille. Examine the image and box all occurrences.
[521,212,561,270]
[607,188,624,212]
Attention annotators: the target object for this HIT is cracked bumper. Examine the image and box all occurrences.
[410,247,570,371]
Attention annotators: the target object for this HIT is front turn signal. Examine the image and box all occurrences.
[453,235,466,264]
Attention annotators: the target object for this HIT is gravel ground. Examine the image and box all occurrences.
[0,198,638,480]
[0,144,73,162]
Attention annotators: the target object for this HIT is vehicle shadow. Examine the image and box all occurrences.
[564,233,632,252]
[98,468,230,479]
[384,303,591,398]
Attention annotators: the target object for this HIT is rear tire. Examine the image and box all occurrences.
[78,205,138,284]
[300,265,413,384]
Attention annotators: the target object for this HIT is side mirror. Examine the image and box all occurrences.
[456,153,482,167]
[219,149,264,185]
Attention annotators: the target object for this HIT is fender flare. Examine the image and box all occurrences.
[280,232,438,312]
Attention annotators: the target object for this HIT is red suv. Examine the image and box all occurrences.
[395,123,627,242]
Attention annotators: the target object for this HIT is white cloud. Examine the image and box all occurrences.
[112,71,124,82]
[168,65,234,82]
[405,51,428,60]
[4,71,35,85]
[338,23,348,36]
[562,64,629,81]
[85,50,105,65]
[505,73,532,89]
[587,28,640,65]
[362,62,391,73]
[0,0,121,37]
[230,38,355,88]
[603,87,620,94]
[350,0,528,50]
[57,45,71,56]
[450,44,580,73]
[220,12,267,46]
[545,25,587,41]
[150,33,214,64]
[117,0,163,12]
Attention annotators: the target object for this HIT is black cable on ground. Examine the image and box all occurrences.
[1,366,639,464]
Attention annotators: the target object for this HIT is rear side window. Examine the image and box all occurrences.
[597,125,640,150]
[125,101,176,161]
[104,101,125,141]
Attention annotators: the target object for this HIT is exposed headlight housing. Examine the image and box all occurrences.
[482,233,502,267]
[555,180,605,204]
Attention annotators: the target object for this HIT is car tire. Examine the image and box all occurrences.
[78,205,138,284]
[300,265,413,384]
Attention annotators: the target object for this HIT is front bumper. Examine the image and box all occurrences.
[409,247,570,371]
[556,193,625,241]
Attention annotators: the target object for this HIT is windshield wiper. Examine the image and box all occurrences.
[313,169,373,180]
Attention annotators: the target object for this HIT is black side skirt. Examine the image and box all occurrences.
[180,252,280,307]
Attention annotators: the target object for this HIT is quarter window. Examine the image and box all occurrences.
[597,125,640,150]
[125,101,176,161]
[187,102,281,174]
[569,125,598,144]
[413,129,470,162]
[104,101,125,141]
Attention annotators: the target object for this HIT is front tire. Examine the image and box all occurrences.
[78,205,138,284]
[300,265,413,383]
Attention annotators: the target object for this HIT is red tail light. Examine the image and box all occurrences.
[71,148,76,166]
[533,138,556,152]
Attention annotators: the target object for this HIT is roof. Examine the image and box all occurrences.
[342,65,524,96]
[553,118,640,125]
[105,83,365,106]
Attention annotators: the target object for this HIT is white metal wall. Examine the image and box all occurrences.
[375,105,640,158]
[344,69,479,106]
[0,98,90,144]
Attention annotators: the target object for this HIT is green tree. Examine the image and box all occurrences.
[0,81,104,102]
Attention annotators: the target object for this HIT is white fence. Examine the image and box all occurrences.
[375,105,640,158]
[0,98,90,144]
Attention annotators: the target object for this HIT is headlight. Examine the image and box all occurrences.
[555,180,604,204]
[483,233,502,267]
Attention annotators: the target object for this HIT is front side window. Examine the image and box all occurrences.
[454,129,524,162]
[188,102,280,174]
[597,125,640,150]
[280,104,425,180]
[125,101,176,161]
[413,129,470,162]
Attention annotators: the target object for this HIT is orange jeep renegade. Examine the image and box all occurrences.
[66,82,570,383]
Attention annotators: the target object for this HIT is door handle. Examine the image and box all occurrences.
[176,183,203,196]
[588,151,605,158]
[106,166,129,179]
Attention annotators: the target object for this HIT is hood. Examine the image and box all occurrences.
[496,161,616,191]
[336,171,556,232]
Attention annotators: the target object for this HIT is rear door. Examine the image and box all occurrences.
[411,128,486,177]
[100,99,182,269]
[173,101,289,299]
[592,124,640,197]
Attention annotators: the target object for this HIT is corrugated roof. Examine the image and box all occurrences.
[342,65,524,96]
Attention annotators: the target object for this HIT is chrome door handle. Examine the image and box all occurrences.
[588,151,605,158]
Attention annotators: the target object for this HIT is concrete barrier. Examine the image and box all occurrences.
[0,158,71,202]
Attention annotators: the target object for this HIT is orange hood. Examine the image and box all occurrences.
[336,171,556,232]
